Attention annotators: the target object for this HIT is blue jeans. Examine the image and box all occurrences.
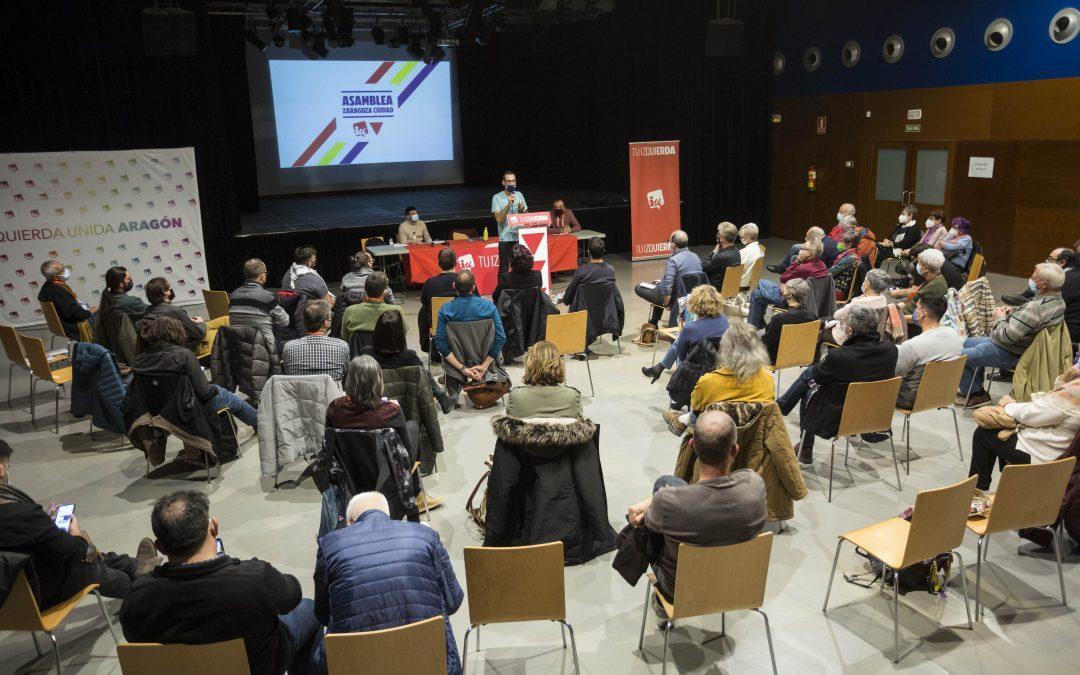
[660,339,679,369]
[210,385,258,427]
[959,337,1020,395]
[653,475,688,493]
[749,280,785,329]
[777,366,817,449]
[279,598,323,675]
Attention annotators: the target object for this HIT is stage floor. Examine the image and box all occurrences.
[238,185,627,237]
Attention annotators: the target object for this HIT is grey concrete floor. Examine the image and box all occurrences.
[3,238,1078,674]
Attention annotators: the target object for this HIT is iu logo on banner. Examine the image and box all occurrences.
[629,140,681,261]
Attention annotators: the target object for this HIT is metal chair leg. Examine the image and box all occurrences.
[953,550,973,629]
[49,631,61,674]
[823,538,844,612]
[892,568,901,663]
[950,406,964,461]
[637,583,650,650]
[50,334,60,351]
[7,362,14,407]
[752,608,779,675]
[904,415,911,475]
[54,385,61,434]
[1052,523,1068,608]
[844,436,850,467]
[30,630,43,656]
[975,535,984,620]
[660,621,672,675]
[888,433,902,492]
[616,336,623,354]
[561,621,581,675]
[92,589,120,646]
[461,625,473,672]
[720,612,726,636]
[29,377,38,423]
[584,352,594,397]
[828,438,836,503]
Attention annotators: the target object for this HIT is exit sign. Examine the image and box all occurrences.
[905,123,922,133]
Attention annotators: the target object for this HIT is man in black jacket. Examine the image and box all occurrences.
[418,247,477,354]
[0,440,158,609]
[775,304,898,464]
[561,237,618,307]
[701,222,742,289]
[36,259,94,338]
[142,277,206,352]
[120,491,321,675]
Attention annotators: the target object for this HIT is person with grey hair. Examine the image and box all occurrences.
[827,202,857,240]
[896,247,947,318]
[282,299,350,382]
[229,258,290,352]
[880,204,922,261]
[749,239,829,329]
[957,262,1067,408]
[37,258,95,338]
[737,223,764,287]
[701,221,741,288]
[634,229,703,327]
[828,268,894,344]
[777,303,898,464]
[761,276,817,362]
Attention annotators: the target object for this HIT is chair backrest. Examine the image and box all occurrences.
[773,320,820,370]
[747,256,765,292]
[719,264,744,300]
[844,262,863,302]
[202,290,230,321]
[908,355,968,413]
[430,296,453,336]
[451,231,470,240]
[326,427,412,521]
[0,324,26,365]
[450,228,478,240]
[40,301,67,339]
[117,639,251,675]
[0,570,46,632]
[324,616,447,675]
[464,542,566,625]
[903,475,978,567]
[360,237,385,251]
[18,334,56,382]
[966,253,984,283]
[670,532,774,620]
[349,330,375,358]
[545,311,587,355]
[680,271,709,296]
[982,457,1077,535]
[836,377,903,437]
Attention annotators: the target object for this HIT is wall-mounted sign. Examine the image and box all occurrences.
[844,160,854,168]
[905,123,922,133]
[816,116,827,135]
[968,156,995,178]
[907,108,923,120]
[770,114,782,124]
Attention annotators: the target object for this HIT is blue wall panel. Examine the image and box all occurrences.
[773,0,1080,97]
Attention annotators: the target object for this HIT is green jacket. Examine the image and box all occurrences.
[903,274,948,315]
[340,301,405,345]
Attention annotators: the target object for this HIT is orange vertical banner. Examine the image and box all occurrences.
[629,140,681,261]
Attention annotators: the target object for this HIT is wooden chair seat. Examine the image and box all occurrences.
[840,517,910,569]
[37,584,100,632]
[965,514,990,536]
[644,572,675,617]
[49,366,73,385]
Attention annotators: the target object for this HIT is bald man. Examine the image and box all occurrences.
[827,202,857,241]
[627,410,766,601]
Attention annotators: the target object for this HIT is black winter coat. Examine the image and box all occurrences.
[123,373,237,466]
[804,334,898,440]
[485,416,618,565]
[666,338,721,410]
[210,325,278,400]
[496,286,559,361]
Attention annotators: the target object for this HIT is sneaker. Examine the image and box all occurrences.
[417,491,444,511]
[1000,293,1028,307]
[957,391,992,409]
[796,443,813,465]
[135,538,162,576]
[766,264,781,274]
[663,411,687,436]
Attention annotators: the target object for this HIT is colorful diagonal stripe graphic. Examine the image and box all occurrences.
[397,62,438,107]
[389,61,418,85]
[292,118,337,167]
[366,61,394,84]
[338,142,368,164]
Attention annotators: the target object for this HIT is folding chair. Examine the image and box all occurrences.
[546,311,593,396]
[118,638,250,675]
[20,334,73,434]
[768,320,819,397]
[200,290,230,321]
[895,356,967,473]
[427,296,452,372]
[324,615,447,675]
[819,377,903,502]
[1,324,66,407]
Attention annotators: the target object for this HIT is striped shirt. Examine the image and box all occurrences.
[282,333,350,382]
[991,293,1065,356]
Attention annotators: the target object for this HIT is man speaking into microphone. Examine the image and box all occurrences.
[491,169,528,274]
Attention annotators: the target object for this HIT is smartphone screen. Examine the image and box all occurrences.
[215,538,224,554]
[54,503,76,532]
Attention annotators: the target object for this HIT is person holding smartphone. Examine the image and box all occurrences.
[0,440,159,609]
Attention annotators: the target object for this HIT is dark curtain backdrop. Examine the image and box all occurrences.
[458,0,777,244]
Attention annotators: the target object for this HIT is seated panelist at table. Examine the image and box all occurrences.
[548,199,581,235]
[397,205,432,244]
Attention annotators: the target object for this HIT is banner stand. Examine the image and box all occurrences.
[629,140,681,261]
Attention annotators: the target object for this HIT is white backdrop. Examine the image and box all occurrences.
[0,147,208,327]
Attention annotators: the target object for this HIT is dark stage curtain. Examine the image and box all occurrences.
[1,2,258,285]
[457,0,776,245]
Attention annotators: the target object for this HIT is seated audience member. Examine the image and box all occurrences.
[919,209,948,249]
[937,216,974,269]
[776,304,898,464]
[142,277,206,352]
[99,266,148,323]
[701,221,742,289]
[626,410,766,601]
[506,340,583,418]
[894,295,963,409]
[826,202,858,241]
[1003,248,1080,342]
[282,300,350,382]
[0,440,159,608]
[827,269,898,345]
[281,245,335,307]
[492,244,543,305]
[562,237,618,307]
[131,317,257,427]
[340,251,396,304]
[968,367,1080,491]
[642,285,730,383]
[434,271,506,386]
[769,226,839,274]
[229,258,290,353]
[749,240,828,329]
[340,272,404,345]
[365,310,456,414]
[418,248,469,354]
[879,205,922,262]
[901,243,964,291]
[634,230,703,327]
[762,278,816,363]
[1003,247,1073,306]
[37,259,94,338]
[548,198,581,234]
[314,491,463,673]
[958,263,1066,408]
[828,228,863,299]
[397,205,432,244]
[737,223,764,287]
[119,491,321,675]
[894,248,948,318]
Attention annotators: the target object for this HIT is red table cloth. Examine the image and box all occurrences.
[406,235,579,295]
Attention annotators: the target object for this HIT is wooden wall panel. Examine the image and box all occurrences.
[1013,141,1080,270]
[991,79,1080,141]
[950,142,1022,275]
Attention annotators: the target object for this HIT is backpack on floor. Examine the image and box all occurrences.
[845,507,953,596]
[634,322,658,346]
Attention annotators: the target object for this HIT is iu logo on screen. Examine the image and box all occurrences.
[647,189,665,209]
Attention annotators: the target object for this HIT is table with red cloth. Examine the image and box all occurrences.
[406,235,580,295]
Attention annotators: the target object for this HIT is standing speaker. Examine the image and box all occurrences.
[142,7,198,57]
[706,19,745,58]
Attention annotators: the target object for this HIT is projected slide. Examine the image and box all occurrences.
[269,60,454,168]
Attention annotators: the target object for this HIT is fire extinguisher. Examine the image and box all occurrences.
[807,164,817,192]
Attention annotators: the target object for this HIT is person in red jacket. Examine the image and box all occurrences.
[827,202,857,241]
[748,240,828,329]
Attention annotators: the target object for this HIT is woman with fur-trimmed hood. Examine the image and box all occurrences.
[485,341,618,564]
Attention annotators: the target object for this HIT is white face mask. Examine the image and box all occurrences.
[61,268,72,280]
[925,219,935,228]
[836,212,843,222]
[947,227,958,237]
[898,214,908,224]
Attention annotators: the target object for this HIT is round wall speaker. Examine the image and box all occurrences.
[803,47,822,72]
[930,27,956,58]
[773,51,786,75]
[882,34,905,63]
[984,18,1013,51]
[841,40,861,67]
[1050,8,1080,44]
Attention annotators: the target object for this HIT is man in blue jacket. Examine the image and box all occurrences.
[314,492,464,674]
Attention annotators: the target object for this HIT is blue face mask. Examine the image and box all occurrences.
[1028,279,1039,293]
[915,263,924,277]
